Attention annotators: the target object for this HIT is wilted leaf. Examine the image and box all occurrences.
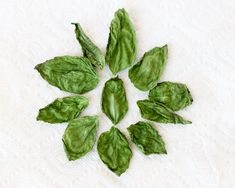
[62,116,99,160]
[149,81,193,111]
[129,45,168,91]
[106,8,136,75]
[101,77,128,124]
[37,96,88,123]
[137,100,191,124]
[73,23,105,69]
[97,127,132,176]
[128,121,166,155]
[35,56,99,94]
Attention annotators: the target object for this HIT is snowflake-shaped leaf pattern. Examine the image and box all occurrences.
[35,8,193,176]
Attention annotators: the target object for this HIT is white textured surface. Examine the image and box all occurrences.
[1,0,235,187]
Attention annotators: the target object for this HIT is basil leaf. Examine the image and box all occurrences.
[101,77,128,124]
[37,96,88,123]
[62,116,99,161]
[97,127,132,176]
[129,45,168,91]
[149,82,193,111]
[106,8,136,75]
[137,100,191,124]
[35,56,99,94]
[127,121,167,155]
[72,23,105,69]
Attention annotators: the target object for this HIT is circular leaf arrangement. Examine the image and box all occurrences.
[35,8,193,176]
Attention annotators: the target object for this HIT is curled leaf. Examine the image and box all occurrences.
[137,100,191,124]
[101,77,128,124]
[37,96,88,123]
[72,23,105,69]
[62,116,99,161]
[35,56,99,94]
[106,8,136,75]
[128,121,166,155]
[149,81,193,111]
[97,127,132,176]
[129,45,168,91]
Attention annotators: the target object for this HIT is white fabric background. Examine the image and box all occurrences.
[0,0,235,187]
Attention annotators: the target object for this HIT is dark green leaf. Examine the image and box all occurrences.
[72,23,105,69]
[127,121,166,155]
[35,56,99,94]
[106,8,136,75]
[62,116,99,161]
[137,100,191,124]
[129,45,168,91]
[149,81,193,111]
[97,127,132,176]
[37,96,88,123]
[101,77,128,124]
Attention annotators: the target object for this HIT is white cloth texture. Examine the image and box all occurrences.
[0,0,235,187]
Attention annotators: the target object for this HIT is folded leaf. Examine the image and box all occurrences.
[37,96,88,123]
[106,8,136,75]
[129,45,168,91]
[97,127,132,176]
[149,82,193,111]
[72,23,105,69]
[137,100,191,124]
[128,121,166,155]
[101,77,128,124]
[62,116,99,161]
[35,56,99,94]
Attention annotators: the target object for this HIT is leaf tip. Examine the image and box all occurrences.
[116,8,126,13]
[115,172,122,177]
[34,64,41,71]
[71,22,80,28]
[185,120,192,124]
[163,44,168,48]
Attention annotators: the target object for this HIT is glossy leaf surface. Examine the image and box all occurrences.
[97,127,132,176]
[137,100,191,124]
[128,121,166,155]
[106,8,136,75]
[37,96,88,123]
[149,81,193,111]
[129,45,168,91]
[101,77,128,124]
[35,56,99,94]
[73,23,105,69]
[62,116,99,161]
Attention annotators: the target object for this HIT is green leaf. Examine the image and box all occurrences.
[127,121,167,155]
[129,45,168,91]
[37,96,89,123]
[137,100,191,124]
[149,82,193,111]
[62,116,99,161]
[72,23,105,69]
[35,56,99,94]
[101,77,128,124]
[106,8,136,75]
[97,127,132,176]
